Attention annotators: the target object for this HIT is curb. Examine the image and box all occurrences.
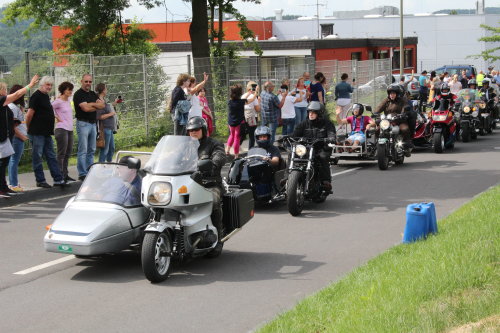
[0,182,81,208]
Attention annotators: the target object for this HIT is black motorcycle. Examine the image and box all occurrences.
[456,89,480,142]
[374,113,408,170]
[478,96,494,135]
[226,147,286,203]
[281,137,333,216]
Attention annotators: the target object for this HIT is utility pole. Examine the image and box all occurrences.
[400,0,404,75]
[300,1,326,39]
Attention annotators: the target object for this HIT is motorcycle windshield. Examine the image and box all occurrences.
[75,164,142,207]
[457,89,480,105]
[144,136,200,175]
[247,147,268,157]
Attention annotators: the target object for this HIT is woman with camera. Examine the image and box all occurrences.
[241,81,260,149]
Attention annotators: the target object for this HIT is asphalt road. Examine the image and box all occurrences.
[1,132,499,333]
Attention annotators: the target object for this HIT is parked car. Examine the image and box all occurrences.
[356,75,388,95]
[433,65,477,79]
[393,74,420,99]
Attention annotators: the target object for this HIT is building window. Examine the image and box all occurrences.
[392,50,400,69]
[321,24,334,38]
[404,48,413,68]
[351,52,362,61]
[378,50,389,59]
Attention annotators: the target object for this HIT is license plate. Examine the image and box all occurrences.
[58,244,73,253]
[378,138,387,144]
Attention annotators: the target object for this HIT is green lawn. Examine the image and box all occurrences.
[258,186,500,333]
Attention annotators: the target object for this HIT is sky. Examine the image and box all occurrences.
[0,0,499,23]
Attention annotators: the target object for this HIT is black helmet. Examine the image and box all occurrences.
[185,116,207,137]
[482,79,490,86]
[440,83,450,96]
[387,84,403,97]
[307,101,324,115]
[468,79,477,87]
[352,103,364,116]
[255,126,272,148]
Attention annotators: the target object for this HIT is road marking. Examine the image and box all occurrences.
[331,167,362,177]
[14,255,75,275]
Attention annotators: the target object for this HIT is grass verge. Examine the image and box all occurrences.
[258,185,500,333]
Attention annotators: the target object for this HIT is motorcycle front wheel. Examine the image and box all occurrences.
[377,143,389,170]
[461,123,471,142]
[286,170,305,216]
[142,232,172,283]
[433,132,445,153]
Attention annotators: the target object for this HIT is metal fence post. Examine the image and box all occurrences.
[142,54,149,142]
[24,52,31,101]
[226,56,230,92]
[257,56,262,90]
[89,54,95,91]
[187,54,191,75]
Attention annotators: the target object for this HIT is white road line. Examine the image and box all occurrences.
[331,167,362,177]
[14,255,75,275]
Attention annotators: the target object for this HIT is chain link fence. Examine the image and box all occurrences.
[1,52,391,167]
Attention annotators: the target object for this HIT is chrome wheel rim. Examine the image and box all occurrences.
[155,234,170,275]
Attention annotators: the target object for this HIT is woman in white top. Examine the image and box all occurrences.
[241,81,260,149]
[187,73,209,119]
[449,74,462,95]
[279,84,303,135]
[293,77,309,124]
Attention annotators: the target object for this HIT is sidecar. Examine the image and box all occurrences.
[44,159,150,257]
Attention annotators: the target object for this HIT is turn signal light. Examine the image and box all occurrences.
[45,224,52,230]
[178,185,188,194]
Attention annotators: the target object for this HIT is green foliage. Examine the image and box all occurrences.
[471,22,500,62]
[259,186,500,333]
[1,0,161,56]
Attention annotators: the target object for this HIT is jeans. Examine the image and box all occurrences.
[30,135,63,183]
[294,106,307,125]
[54,128,73,178]
[99,128,115,162]
[8,137,25,186]
[247,125,257,149]
[76,120,96,177]
[262,121,277,144]
[282,118,296,136]
[174,120,186,136]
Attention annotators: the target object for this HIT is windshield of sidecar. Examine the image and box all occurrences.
[144,136,199,175]
[75,163,142,207]
[457,89,480,105]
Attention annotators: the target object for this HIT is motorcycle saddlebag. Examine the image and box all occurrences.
[222,189,254,232]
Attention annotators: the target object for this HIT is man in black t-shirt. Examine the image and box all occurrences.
[25,76,65,188]
[73,74,105,180]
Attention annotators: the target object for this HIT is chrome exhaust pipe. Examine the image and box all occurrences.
[221,228,241,243]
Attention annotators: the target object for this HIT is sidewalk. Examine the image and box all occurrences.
[0,140,251,208]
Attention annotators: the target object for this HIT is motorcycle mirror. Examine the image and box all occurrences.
[198,159,215,173]
[126,157,141,170]
[365,105,372,112]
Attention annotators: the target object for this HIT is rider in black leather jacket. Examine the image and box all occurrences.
[292,101,336,189]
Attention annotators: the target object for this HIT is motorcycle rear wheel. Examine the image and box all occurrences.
[377,144,389,170]
[394,154,405,165]
[286,171,305,216]
[142,232,172,283]
[433,132,445,154]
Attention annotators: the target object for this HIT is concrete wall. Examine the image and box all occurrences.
[273,14,500,72]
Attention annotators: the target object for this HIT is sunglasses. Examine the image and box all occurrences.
[84,80,92,83]
[187,128,202,132]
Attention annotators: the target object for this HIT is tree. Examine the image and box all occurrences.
[472,22,500,62]
[2,0,162,56]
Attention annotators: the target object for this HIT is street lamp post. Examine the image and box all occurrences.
[400,0,404,75]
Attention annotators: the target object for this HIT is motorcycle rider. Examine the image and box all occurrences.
[336,103,375,151]
[468,79,478,91]
[480,79,498,121]
[185,116,226,241]
[292,101,336,191]
[375,84,415,153]
[432,83,459,111]
[253,126,281,168]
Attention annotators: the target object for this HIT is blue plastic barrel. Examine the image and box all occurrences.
[421,202,437,234]
[403,203,430,243]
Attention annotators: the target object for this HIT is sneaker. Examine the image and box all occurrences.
[36,182,52,188]
[0,190,10,198]
[53,180,67,187]
[78,175,86,181]
[65,176,77,182]
[5,187,22,195]
[9,185,24,192]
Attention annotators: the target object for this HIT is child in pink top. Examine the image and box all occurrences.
[198,88,213,136]
[336,103,375,150]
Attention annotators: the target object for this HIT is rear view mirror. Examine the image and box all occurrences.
[127,157,141,170]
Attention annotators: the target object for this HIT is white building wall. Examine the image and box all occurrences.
[273,14,500,72]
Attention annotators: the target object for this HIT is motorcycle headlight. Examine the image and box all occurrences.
[295,144,307,158]
[479,103,486,108]
[380,119,390,130]
[463,106,470,113]
[472,111,479,117]
[148,182,172,205]
[433,115,448,121]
